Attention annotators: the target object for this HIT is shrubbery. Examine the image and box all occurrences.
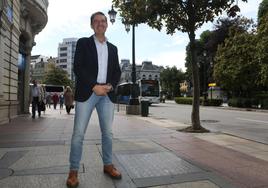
[174,97,193,105]
[260,99,268,109]
[174,97,222,106]
[174,96,268,109]
[228,97,268,109]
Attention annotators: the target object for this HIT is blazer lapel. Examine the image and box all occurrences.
[88,36,98,65]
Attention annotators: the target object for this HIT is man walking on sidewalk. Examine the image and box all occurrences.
[29,80,44,119]
[66,11,122,188]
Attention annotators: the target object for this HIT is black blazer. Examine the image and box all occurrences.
[73,35,121,103]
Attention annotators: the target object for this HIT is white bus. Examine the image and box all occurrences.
[138,79,160,104]
[116,80,160,104]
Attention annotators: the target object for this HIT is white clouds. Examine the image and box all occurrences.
[239,0,262,16]
[149,51,186,71]
[163,34,189,48]
[32,0,111,56]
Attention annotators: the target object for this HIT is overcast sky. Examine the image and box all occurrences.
[32,0,262,71]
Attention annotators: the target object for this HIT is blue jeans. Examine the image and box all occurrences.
[69,93,115,170]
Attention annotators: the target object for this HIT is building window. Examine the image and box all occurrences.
[149,75,152,79]
[60,65,67,69]
[60,47,67,51]
[60,53,67,57]
[60,59,67,63]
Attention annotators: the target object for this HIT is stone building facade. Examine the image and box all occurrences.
[120,60,162,83]
[30,56,56,83]
[0,0,48,124]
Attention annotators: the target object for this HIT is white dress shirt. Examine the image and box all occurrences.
[94,35,108,84]
[32,86,40,97]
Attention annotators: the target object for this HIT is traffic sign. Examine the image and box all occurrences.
[208,83,216,87]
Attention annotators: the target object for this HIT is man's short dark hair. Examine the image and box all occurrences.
[90,12,107,25]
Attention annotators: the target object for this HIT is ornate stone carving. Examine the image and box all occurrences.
[20,2,29,18]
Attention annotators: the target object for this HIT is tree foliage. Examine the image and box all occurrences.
[160,66,185,99]
[113,0,245,34]
[43,64,73,88]
[213,13,268,97]
[214,26,259,97]
[256,12,268,86]
[112,0,247,130]
[186,16,255,97]
[258,0,268,25]
[208,16,254,53]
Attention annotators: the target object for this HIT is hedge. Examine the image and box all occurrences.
[174,97,222,106]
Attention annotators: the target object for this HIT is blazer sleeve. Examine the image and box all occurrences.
[73,38,97,91]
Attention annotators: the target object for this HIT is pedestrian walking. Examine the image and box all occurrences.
[45,92,51,108]
[59,93,64,109]
[29,80,44,119]
[52,93,59,110]
[66,11,122,188]
[64,86,74,114]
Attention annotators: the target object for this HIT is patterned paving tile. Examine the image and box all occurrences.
[116,152,202,179]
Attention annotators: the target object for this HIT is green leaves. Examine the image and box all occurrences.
[43,65,73,88]
[160,66,185,98]
[256,12,268,86]
[214,29,260,96]
[112,0,247,35]
[258,0,268,24]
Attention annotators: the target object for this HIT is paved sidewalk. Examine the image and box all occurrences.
[0,108,267,188]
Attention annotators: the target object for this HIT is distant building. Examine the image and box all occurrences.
[138,61,161,81]
[0,0,48,123]
[120,59,131,83]
[57,38,78,80]
[30,56,56,82]
[120,60,161,83]
[30,55,49,68]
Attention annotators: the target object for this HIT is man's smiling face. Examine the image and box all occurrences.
[91,14,108,35]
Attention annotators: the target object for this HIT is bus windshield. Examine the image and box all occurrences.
[140,80,159,97]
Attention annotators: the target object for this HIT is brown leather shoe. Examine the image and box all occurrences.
[66,170,79,188]
[103,164,122,179]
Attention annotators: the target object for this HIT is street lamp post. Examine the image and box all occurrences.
[203,51,208,101]
[108,5,140,107]
[128,24,140,105]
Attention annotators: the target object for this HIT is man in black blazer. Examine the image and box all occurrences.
[67,12,122,188]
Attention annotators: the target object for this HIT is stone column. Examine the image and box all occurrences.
[0,11,4,101]
[23,41,33,114]
[0,36,4,101]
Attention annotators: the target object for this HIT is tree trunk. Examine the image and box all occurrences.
[189,30,202,130]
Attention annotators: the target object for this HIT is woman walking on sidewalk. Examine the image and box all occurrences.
[64,86,74,114]
[52,93,59,110]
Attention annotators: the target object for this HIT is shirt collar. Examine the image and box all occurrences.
[93,35,108,44]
